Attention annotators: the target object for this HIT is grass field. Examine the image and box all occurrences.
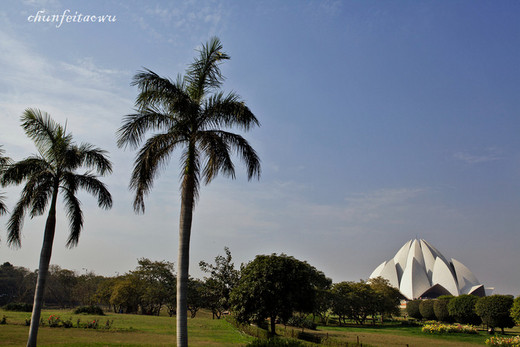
[0,309,254,346]
[1,308,519,346]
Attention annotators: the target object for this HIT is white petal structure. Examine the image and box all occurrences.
[369,238,492,299]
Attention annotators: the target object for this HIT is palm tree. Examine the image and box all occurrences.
[117,37,260,346]
[1,109,112,347]
[0,145,10,217]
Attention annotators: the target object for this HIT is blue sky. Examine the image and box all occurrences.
[1,1,519,295]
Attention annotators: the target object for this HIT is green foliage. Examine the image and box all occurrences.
[3,302,32,312]
[246,338,304,347]
[475,295,515,333]
[448,294,481,325]
[199,247,239,319]
[286,316,317,330]
[74,305,105,315]
[511,296,520,325]
[230,254,330,334]
[368,277,401,319]
[433,295,454,322]
[331,281,380,325]
[419,299,436,320]
[406,300,422,319]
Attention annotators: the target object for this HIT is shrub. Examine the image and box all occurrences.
[246,338,304,346]
[422,322,478,334]
[286,316,317,330]
[476,295,515,333]
[485,335,520,346]
[448,294,481,325]
[511,297,520,325]
[419,299,436,320]
[434,295,454,322]
[406,300,422,319]
[3,302,32,312]
[74,305,105,315]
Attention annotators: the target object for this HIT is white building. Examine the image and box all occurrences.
[369,239,493,300]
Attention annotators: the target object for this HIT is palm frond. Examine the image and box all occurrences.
[197,131,235,184]
[76,144,113,175]
[1,157,50,186]
[61,186,83,248]
[21,109,67,158]
[0,145,11,168]
[27,174,54,218]
[131,69,192,113]
[203,130,261,181]
[0,194,8,215]
[186,37,230,101]
[202,92,260,131]
[67,173,113,209]
[130,131,184,213]
[116,109,175,149]
[6,192,34,248]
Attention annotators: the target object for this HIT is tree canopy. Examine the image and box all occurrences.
[230,254,330,335]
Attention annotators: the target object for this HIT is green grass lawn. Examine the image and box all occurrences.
[0,308,254,346]
[2,309,519,346]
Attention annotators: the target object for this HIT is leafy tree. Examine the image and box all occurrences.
[116,37,260,347]
[433,295,454,322]
[475,295,515,333]
[406,299,422,319]
[133,258,176,315]
[447,294,481,325]
[0,145,10,218]
[0,262,29,306]
[511,296,520,325]
[313,288,334,325]
[73,271,105,306]
[230,254,329,335]
[45,265,78,307]
[187,277,205,318]
[1,109,112,346]
[110,274,142,314]
[368,277,401,320]
[419,299,436,320]
[199,247,239,318]
[331,281,379,325]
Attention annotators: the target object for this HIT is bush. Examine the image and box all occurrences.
[286,316,317,330]
[476,295,515,333]
[3,302,32,312]
[246,338,304,346]
[485,335,520,346]
[448,295,481,325]
[434,295,454,322]
[419,299,436,320]
[74,305,105,315]
[422,322,478,334]
[511,297,520,325]
[406,300,422,319]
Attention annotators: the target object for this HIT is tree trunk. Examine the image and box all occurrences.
[270,315,276,337]
[27,186,58,347]
[176,148,196,347]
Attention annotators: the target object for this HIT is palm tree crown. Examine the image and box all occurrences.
[1,109,112,346]
[1,109,113,246]
[0,145,11,216]
[117,37,260,346]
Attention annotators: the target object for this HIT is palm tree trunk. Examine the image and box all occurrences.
[27,186,58,347]
[176,149,196,347]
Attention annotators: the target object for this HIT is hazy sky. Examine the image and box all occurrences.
[1,1,519,295]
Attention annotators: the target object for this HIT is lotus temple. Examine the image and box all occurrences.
[369,239,493,300]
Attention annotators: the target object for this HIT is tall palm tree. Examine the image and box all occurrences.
[0,145,10,217]
[1,109,112,347]
[117,37,260,346]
